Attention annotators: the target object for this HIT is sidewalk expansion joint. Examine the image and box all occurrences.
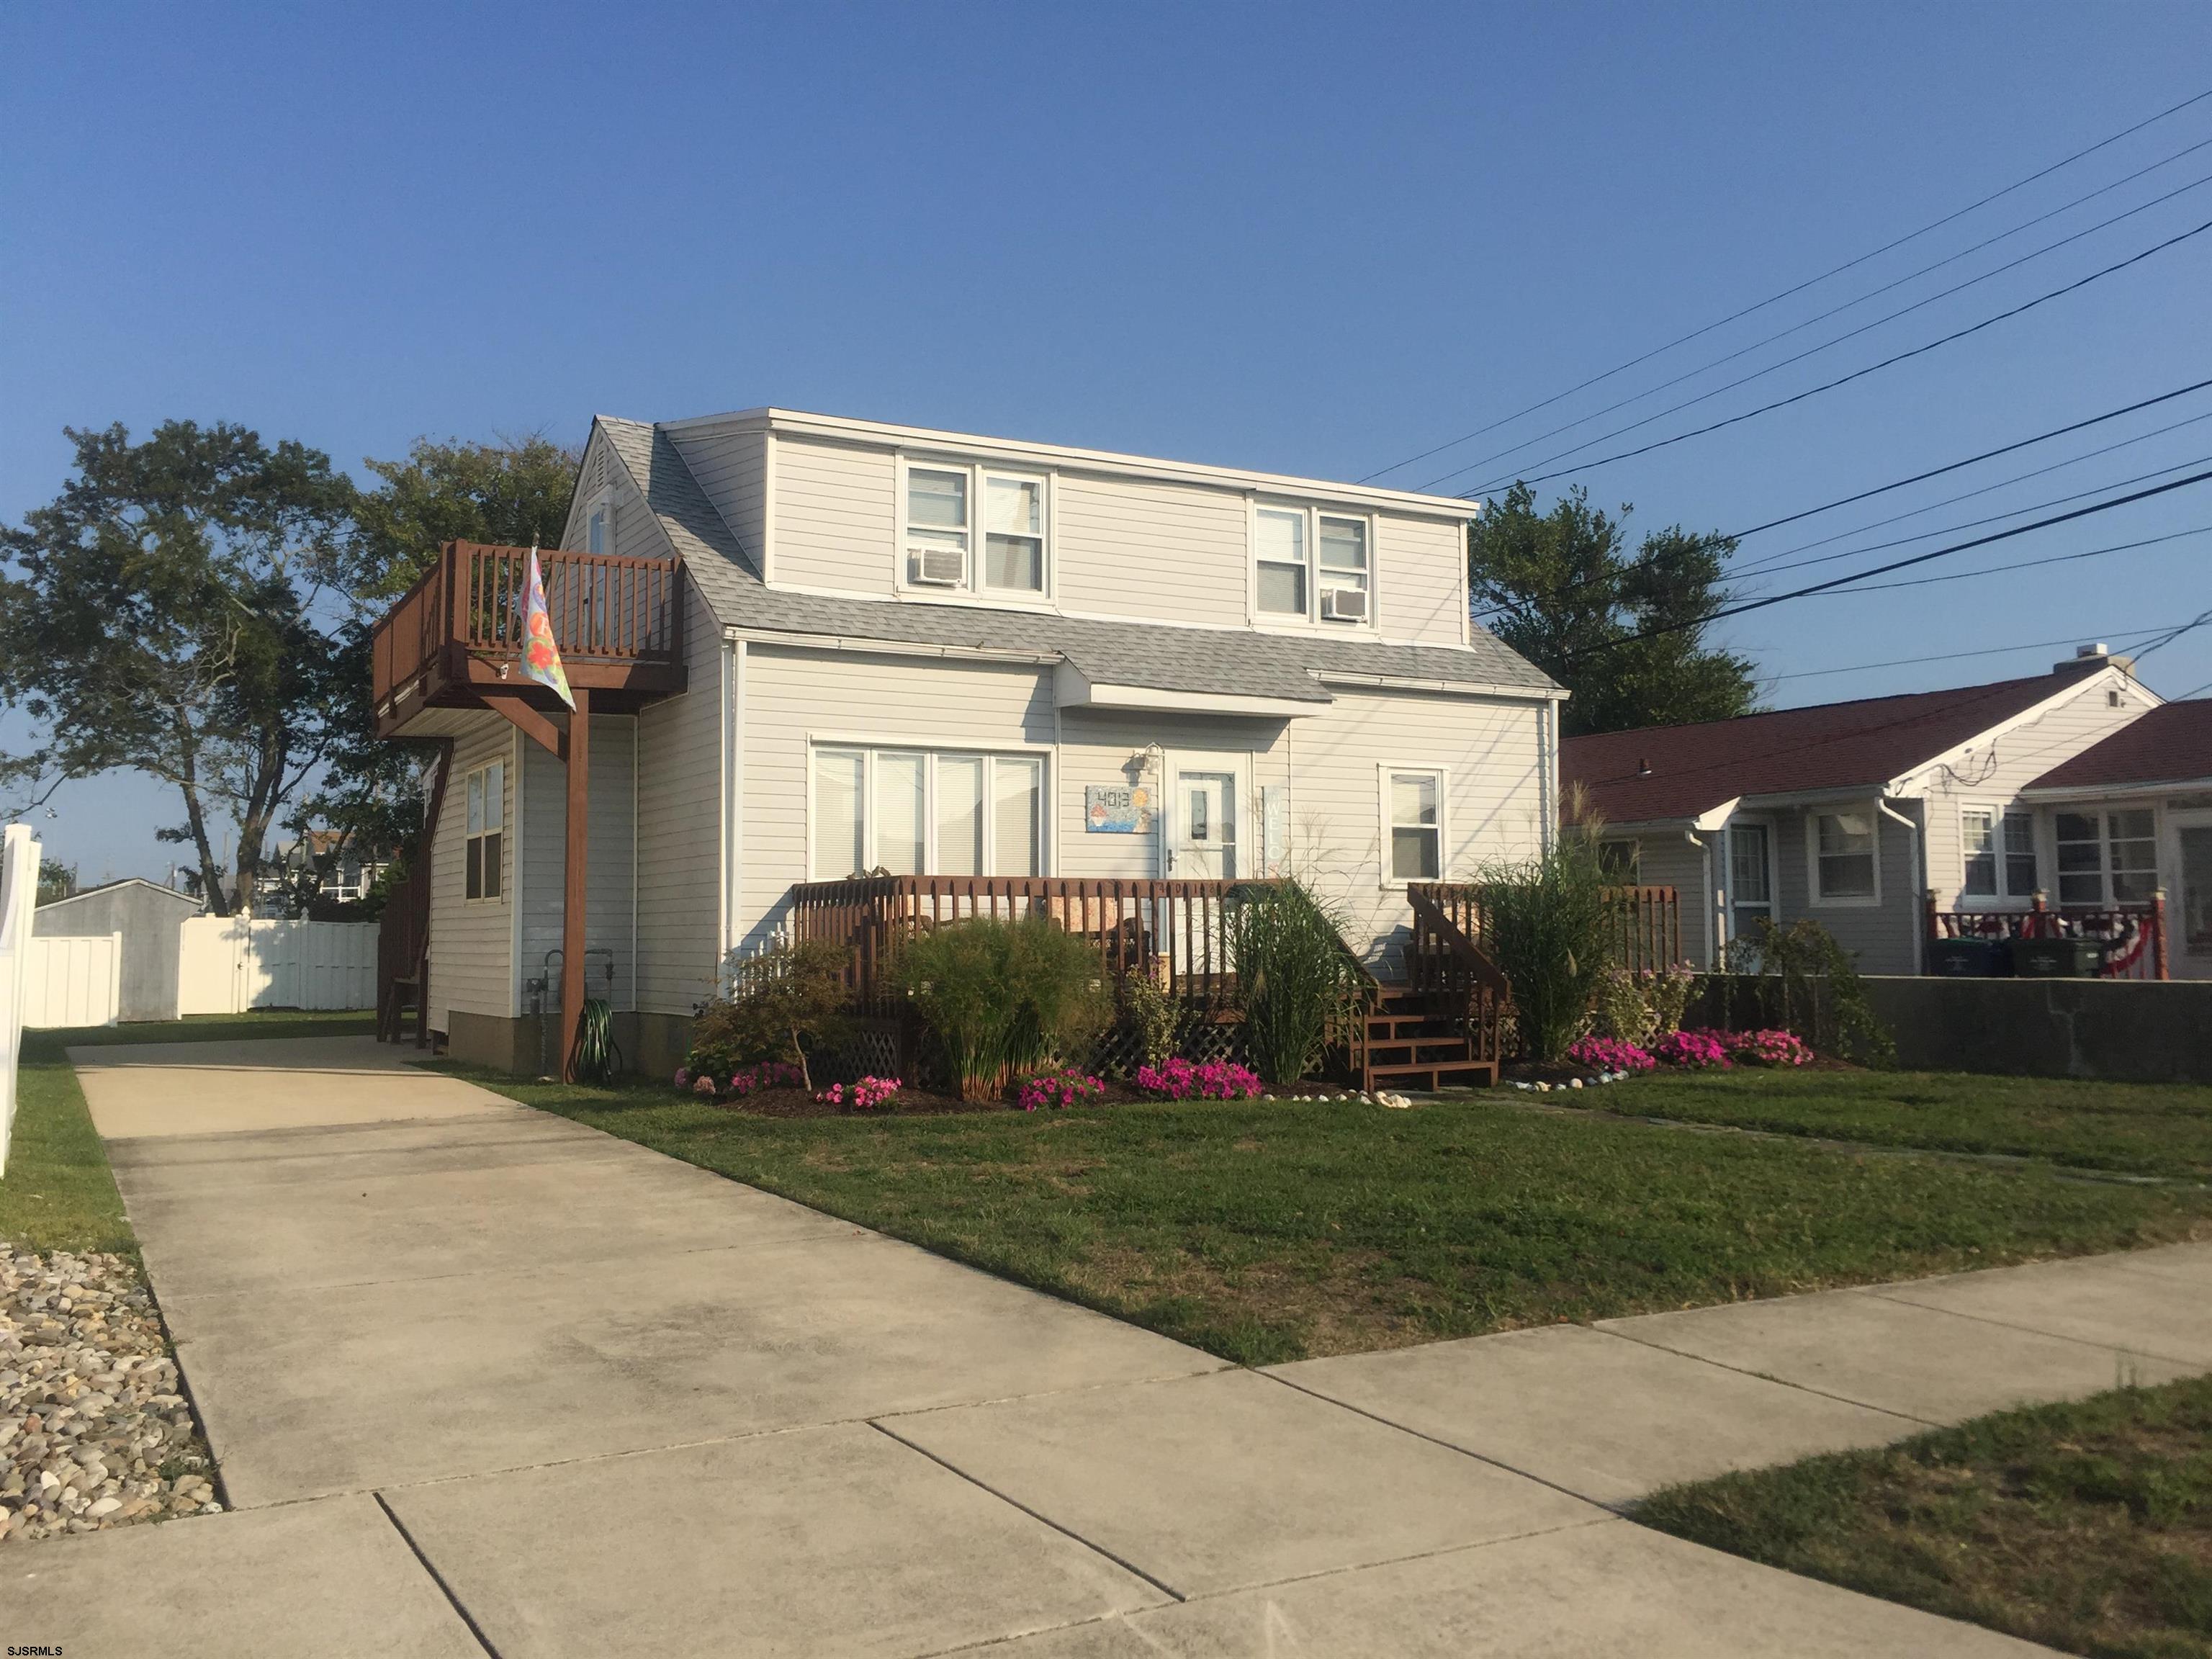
[373,1491,503,1658]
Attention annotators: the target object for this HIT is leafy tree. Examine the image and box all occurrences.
[0,422,354,914]
[1469,483,1757,737]
[346,433,580,601]
[36,858,76,906]
[282,435,582,916]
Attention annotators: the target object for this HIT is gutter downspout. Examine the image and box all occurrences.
[1877,798,1923,976]
[1683,828,1714,970]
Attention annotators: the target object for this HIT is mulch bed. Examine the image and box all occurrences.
[703,1082,1154,1119]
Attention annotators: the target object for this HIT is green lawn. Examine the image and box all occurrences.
[1599,1069,2212,1182]
[2,1011,374,1252]
[1633,1376,2212,1659]
[468,1072,2212,1364]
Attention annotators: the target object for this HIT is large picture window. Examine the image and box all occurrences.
[812,747,1044,879]
[1809,808,1878,904]
[464,760,504,902]
[1255,503,1376,627]
[902,462,1048,596]
[2056,808,2157,907]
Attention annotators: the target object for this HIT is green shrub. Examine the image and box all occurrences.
[1473,832,1622,1065]
[1732,917,1896,1067]
[899,914,1111,1100]
[693,937,853,1089]
[1231,878,1370,1087]
[1110,970,1178,1078]
[1591,962,1697,1046]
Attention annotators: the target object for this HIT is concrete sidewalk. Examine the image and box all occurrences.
[17,1038,2194,1656]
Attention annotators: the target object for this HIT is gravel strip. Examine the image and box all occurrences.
[1,1250,220,1542]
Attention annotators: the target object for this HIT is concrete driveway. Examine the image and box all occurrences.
[8,1036,2094,1656]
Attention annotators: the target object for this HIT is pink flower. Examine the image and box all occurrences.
[1652,1030,1732,1070]
[1566,1037,1655,1074]
[692,1074,719,1097]
[1019,1070,1105,1111]
[1730,1028,1812,1067]
[673,1066,691,1089]
[1135,1058,1262,1100]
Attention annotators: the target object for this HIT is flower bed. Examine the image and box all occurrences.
[1135,1058,1264,1101]
[675,1059,805,1102]
[1018,1069,1107,1112]
[816,1076,902,1110]
[1565,1036,1658,1076]
[1652,1030,1733,1070]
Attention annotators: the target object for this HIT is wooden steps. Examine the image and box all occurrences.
[1360,985,1500,1092]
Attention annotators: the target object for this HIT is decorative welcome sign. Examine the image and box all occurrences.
[1085,783,1153,834]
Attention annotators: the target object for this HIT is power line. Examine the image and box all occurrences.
[1359,84,2212,484]
[1429,166,2212,493]
[1728,376,2212,538]
[1802,524,2211,595]
[1452,211,2212,497]
[1575,470,2212,657]
[1764,627,2167,683]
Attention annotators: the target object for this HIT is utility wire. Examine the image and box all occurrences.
[1450,210,2212,497]
[1359,84,2212,483]
[1573,471,2212,658]
[1430,166,2212,493]
[1729,375,2212,537]
[1800,524,2210,595]
[1763,628,2166,683]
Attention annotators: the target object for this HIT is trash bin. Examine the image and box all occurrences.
[2010,936,2103,978]
[1928,938,2010,976]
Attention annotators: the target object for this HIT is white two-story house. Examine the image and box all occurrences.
[372,408,1563,1074]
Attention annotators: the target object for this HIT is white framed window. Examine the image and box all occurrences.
[898,459,1050,598]
[2055,807,2157,907]
[1808,806,1879,905]
[1379,765,1447,885]
[1254,502,1377,628]
[811,746,1046,879]
[464,760,505,902]
[585,488,613,557]
[1961,806,2038,901]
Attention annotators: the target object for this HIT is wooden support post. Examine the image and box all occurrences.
[2153,889,2170,981]
[562,688,591,1080]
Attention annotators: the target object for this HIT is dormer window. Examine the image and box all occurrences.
[1254,503,1375,627]
[902,461,1048,596]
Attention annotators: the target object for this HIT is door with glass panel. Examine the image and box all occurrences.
[1727,820,1773,961]
[1169,771,1238,879]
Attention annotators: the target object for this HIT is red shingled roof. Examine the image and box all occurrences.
[2027,698,2212,791]
[1563,664,2110,824]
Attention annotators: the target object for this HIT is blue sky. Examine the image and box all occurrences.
[6,1,2211,883]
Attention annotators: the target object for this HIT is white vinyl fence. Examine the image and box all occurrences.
[0,826,37,1175]
[177,917,377,1015]
[22,933,122,1029]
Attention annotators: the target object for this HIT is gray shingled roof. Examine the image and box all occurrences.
[598,417,1558,704]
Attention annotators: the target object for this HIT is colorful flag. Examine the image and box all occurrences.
[518,548,575,709]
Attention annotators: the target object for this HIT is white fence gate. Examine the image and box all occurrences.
[0,825,37,1176]
[22,933,122,1029]
[177,917,378,1015]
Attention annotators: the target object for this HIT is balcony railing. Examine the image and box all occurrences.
[1406,882,1684,978]
[1930,893,2168,980]
[371,541,683,725]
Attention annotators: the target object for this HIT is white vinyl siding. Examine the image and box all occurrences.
[665,423,769,576]
[634,584,727,1015]
[428,716,518,1031]
[1053,472,1251,626]
[772,434,897,594]
[518,716,637,1013]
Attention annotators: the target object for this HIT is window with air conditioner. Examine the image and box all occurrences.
[902,462,1048,597]
[1254,503,1377,628]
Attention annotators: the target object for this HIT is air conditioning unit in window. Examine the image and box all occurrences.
[1321,586,1369,621]
[907,547,966,586]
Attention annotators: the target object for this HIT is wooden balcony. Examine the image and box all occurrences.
[371,541,686,737]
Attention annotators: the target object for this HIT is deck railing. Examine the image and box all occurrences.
[1929,892,2168,980]
[781,875,1258,1018]
[372,541,683,711]
[1406,882,1683,979]
[1404,886,1510,1067]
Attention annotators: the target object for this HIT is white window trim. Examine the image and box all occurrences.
[1376,762,1449,889]
[806,740,1053,881]
[1806,804,1882,908]
[463,759,506,906]
[1959,802,2039,906]
[583,486,615,557]
[892,454,1056,607]
[1249,498,1380,633]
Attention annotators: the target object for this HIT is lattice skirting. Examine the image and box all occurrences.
[825,1012,1251,1089]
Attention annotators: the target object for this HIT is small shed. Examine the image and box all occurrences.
[34,878,203,1022]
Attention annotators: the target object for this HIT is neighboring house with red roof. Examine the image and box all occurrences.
[2019,698,2212,979]
[1560,646,2159,974]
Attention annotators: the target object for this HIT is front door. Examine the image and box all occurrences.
[1727,819,1774,956]
[1170,770,1238,880]
[2174,811,2212,978]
